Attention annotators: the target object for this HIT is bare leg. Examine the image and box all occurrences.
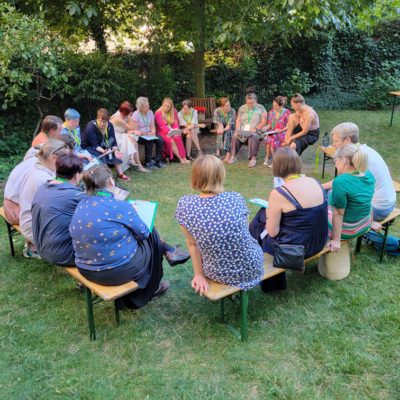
[290,142,297,150]
[184,134,192,157]
[266,143,272,157]
[286,114,300,141]
[188,129,201,152]
[115,163,123,175]
[170,139,184,163]
[128,136,148,171]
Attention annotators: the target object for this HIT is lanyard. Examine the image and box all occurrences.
[183,110,193,124]
[271,109,284,129]
[140,112,148,127]
[56,177,68,183]
[97,122,109,146]
[45,133,50,139]
[247,107,256,123]
[200,191,210,194]
[65,124,80,147]
[286,174,302,182]
[221,109,229,124]
[167,114,171,126]
[98,190,112,197]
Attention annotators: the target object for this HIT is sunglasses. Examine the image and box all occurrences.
[51,144,69,156]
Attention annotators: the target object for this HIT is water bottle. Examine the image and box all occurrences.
[322,132,329,148]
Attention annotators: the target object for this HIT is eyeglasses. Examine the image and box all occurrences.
[51,144,68,156]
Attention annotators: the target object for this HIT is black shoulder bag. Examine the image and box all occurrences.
[273,186,324,271]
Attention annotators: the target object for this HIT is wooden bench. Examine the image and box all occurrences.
[204,208,400,341]
[0,207,138,341]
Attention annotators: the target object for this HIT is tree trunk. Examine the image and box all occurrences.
[90,19,107,53]
[193,0,206,98]
[33,101,43,138]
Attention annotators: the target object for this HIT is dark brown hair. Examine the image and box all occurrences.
[119,101,134,117]
[82,164,113,194]
[290,93,305,104]
[56,153,85,180]
[59,133,76,151]
[274,96,287,107]
[181,99,192,108]
[218,97,230,107]
[41,115,63,134]
[97,108,111,121]
[272,147,303,178]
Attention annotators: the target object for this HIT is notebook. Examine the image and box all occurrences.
[139,135,159,141]
[127,200,158,232]
[167,129,183,138]
[246,198,269,208]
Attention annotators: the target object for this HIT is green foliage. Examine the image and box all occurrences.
[63,52,139,120]
[145,65,177,110]
[307,87,368,110]
[280,68,315,100]
[356,61,400,109]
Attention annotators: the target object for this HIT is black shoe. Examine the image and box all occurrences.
[146,162,158,170]
[164,245,191,266]
[154,160,166,168]
[151,280,170,301]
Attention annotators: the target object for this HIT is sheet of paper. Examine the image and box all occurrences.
[127,200,158,232]
[84,157,101,171]
[260,229,268,240]
[114,187,129,201]
[246,198,269,208]
[244,124,251,131]
[167,129,182,138]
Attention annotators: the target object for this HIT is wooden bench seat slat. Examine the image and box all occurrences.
[64,267,138,302]
[393,180,400,193]
[0,208,21,233]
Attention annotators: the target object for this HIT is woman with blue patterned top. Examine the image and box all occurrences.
[61,108,93,164]
[70,164,191,309]
[175,155,264,295]
[213,97,236,163]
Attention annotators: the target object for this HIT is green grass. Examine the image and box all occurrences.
[1,110,400,399]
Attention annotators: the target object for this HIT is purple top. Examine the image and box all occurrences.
[132,110,154,133]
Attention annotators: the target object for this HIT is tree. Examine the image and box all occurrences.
[0,5,70,136]
[123,0,380,97]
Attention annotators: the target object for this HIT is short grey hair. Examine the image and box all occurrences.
[331,122,359,144]
[136,97,149,112]
[245,93,257,101]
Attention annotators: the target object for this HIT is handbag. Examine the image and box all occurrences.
[273,185,325,271]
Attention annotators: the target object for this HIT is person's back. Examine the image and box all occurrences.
[32,181,84,266]
[361,144,395,212]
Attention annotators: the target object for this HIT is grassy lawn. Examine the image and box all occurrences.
[0,110,399,399]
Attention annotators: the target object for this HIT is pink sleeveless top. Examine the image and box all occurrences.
[300,108,319,130]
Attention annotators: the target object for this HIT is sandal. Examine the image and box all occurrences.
[248,160,257,168]
[117,174,132,181]
[222,157,230,164]
[227,157,237,164]
[136,167,151,173]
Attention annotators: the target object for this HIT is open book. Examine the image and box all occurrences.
[84,157,101,171]
[246,198,269,208]
[127,199,158,232]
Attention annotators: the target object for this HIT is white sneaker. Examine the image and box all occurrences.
[268,163,273,169]
[263,156,272,166]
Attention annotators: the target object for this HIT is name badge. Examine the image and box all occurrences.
[261,229,268,240]
[108,153,112,160]
[244,124,251,131]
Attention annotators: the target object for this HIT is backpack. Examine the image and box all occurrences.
[363,231,400,257]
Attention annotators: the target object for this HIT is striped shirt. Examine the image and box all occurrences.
[5,157,39,204]
[20,163,55,242]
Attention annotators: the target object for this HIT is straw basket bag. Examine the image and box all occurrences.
[318,242,350,280]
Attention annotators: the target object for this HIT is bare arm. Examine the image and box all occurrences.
[289,113,314,141]
[265,189,283,238]
[322,180,333,190]
[327,207,345,252]
[253,112,268,133]
[179,225,209,295]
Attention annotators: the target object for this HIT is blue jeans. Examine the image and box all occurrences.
[372,204,395,221]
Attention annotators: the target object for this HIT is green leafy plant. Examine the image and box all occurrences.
[145,65,177,110]
[280,68,315,100]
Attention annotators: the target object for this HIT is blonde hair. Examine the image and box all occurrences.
[82,164,113,194]
[37,139,68,161]
[330,122,359,144]
[136,97,149,112]
[291,93,305,104]
[190,155,225,194]
[158,98,176,125]
[334,143,369,173]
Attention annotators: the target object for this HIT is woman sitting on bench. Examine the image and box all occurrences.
[175,155,264,296]
[327,144,377,253]
[70,164,191,309]
[249,147,328,292]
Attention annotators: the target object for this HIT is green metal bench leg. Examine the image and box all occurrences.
[355,235,363,254]
[85,287,96,341]
[322,154,326,179]
[240,291,249,342]
[380,223,390,263]
[115,302,120,326]
[220,297,225,324]
[390,95,396,127]
[6,221,15,257]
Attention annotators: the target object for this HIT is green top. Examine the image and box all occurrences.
[329,170,375,223]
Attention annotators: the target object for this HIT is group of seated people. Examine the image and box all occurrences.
[3,103,396,305]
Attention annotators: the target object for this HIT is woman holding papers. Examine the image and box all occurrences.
[132,97,166,170]
[249,148,328,292]
[283,93,320,155]
[178,99,206,160]
[229,92,267,167]
[263,96,291,168]
[70,164,191,309]
[81,109,129,181]
[175,155,264,296]
[213,97,236,163]
[110,101,149,173]
[155,98,191,165]
[61,108,93,164]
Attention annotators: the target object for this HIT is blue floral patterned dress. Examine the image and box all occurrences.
[175,191,264,290]
[213,108,236,152]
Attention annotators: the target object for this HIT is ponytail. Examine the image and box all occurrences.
[334,144,369,173]
[37,139,68,161]
[82,164,113,194]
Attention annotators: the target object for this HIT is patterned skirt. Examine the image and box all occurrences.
[327,206,372,240]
